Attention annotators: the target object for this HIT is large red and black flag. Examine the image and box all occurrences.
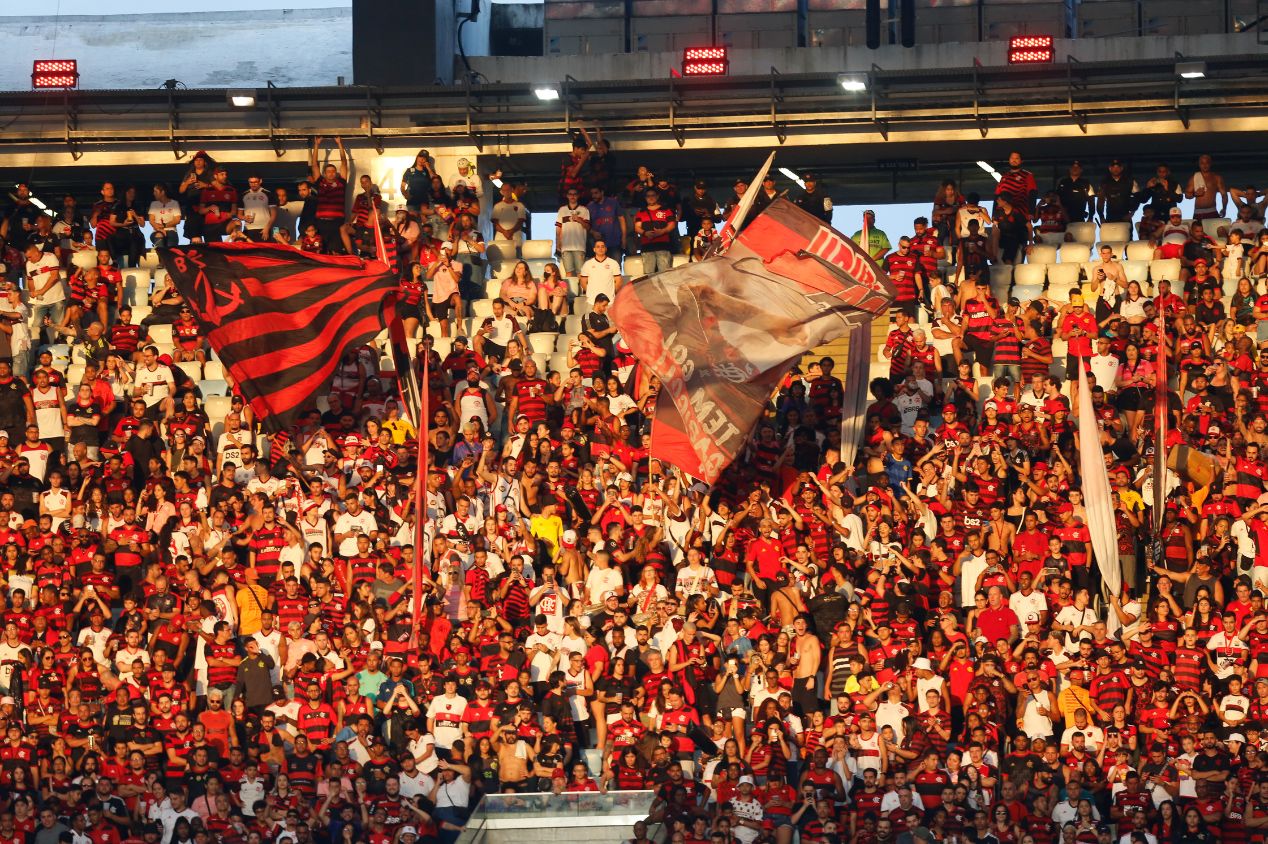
[610,198,894,484]
[159,243,398,432]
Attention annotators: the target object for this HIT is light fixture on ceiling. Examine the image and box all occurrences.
[227,89,257,108]
[837,73,867,93]
[1176,61,1206,79]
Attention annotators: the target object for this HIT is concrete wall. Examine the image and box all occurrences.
[473,30,1268,81]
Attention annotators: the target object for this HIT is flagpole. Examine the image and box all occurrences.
[410,346,429,650]
[1150,303,1167,596]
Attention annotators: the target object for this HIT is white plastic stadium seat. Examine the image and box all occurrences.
[198,379,229,396]
[563,315,583,335]
[528,333,557,355]
[147,325,174,347]
[202,361,225,380]
[521,240,553,260]
[1122,261,1149,286]
[1099,222,1132,242]
[1058,244,1091,264]
[1125,241,1155,262]
[1150,259,1182,283]
[177,361,202,383]
[1045,264,1082,296]
[484,280,503,299]
[622,256,645,279]
[1012,263,1047,287]
[1202,217,1232,237]
[485,240,514,265]
[988,265,1012,301]
[549,353,571,374]
[204,395,233,424]
[1065,222,1097,243]
[1027,244,1058,265]
[65,364,86,387]
[121,270,149,307]
[470,299,495,319]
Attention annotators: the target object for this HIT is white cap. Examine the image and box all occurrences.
[457,158,471,167]
[1229,733,1248,743]
[912,658,932,672]
[400,828,418,838]
[369,641,384,651]
[738,775,755,786]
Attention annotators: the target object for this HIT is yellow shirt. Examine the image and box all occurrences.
[382,418,417,445]
[1056,684,1096,725]
[529,514,564,558]
[235,584,271,636]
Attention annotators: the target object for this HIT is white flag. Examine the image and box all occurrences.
[1077,359,1122,595]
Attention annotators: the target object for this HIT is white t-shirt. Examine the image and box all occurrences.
[240,188,274,231]
[1008,588,1048,624]
[148,199,182,229]
[579,256,621,302]
[425,693,468,749]
[492,200,527,239]
[1056,604,1097,654]
[334,510,379,557]
[31,385,62,440]
[134,363,173,408]
[25,253,64,305]
[555,204,591,253]
[1088,354,1120,393]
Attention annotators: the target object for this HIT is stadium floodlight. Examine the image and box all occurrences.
[837,73,868,93]
[977,160,1002,183]
[227,89,257,108]
[534,86,561,101]
[1176,61,1207,79]
[32,60,79,89]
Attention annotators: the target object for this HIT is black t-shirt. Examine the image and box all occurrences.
[0,379,29,426]
[1055,176,1093,222]
[103,704,134,743]
[1191,749,1230,776]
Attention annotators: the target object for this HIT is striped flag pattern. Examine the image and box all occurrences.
[159,243,398,432]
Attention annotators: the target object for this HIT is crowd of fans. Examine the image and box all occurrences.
[0,134,1265,844]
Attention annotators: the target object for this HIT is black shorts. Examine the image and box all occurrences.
[483,341,506,361]
[963,334,993,367]
[316,219,343,252]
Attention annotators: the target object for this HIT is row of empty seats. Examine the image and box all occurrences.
[1047,218,1232,245]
